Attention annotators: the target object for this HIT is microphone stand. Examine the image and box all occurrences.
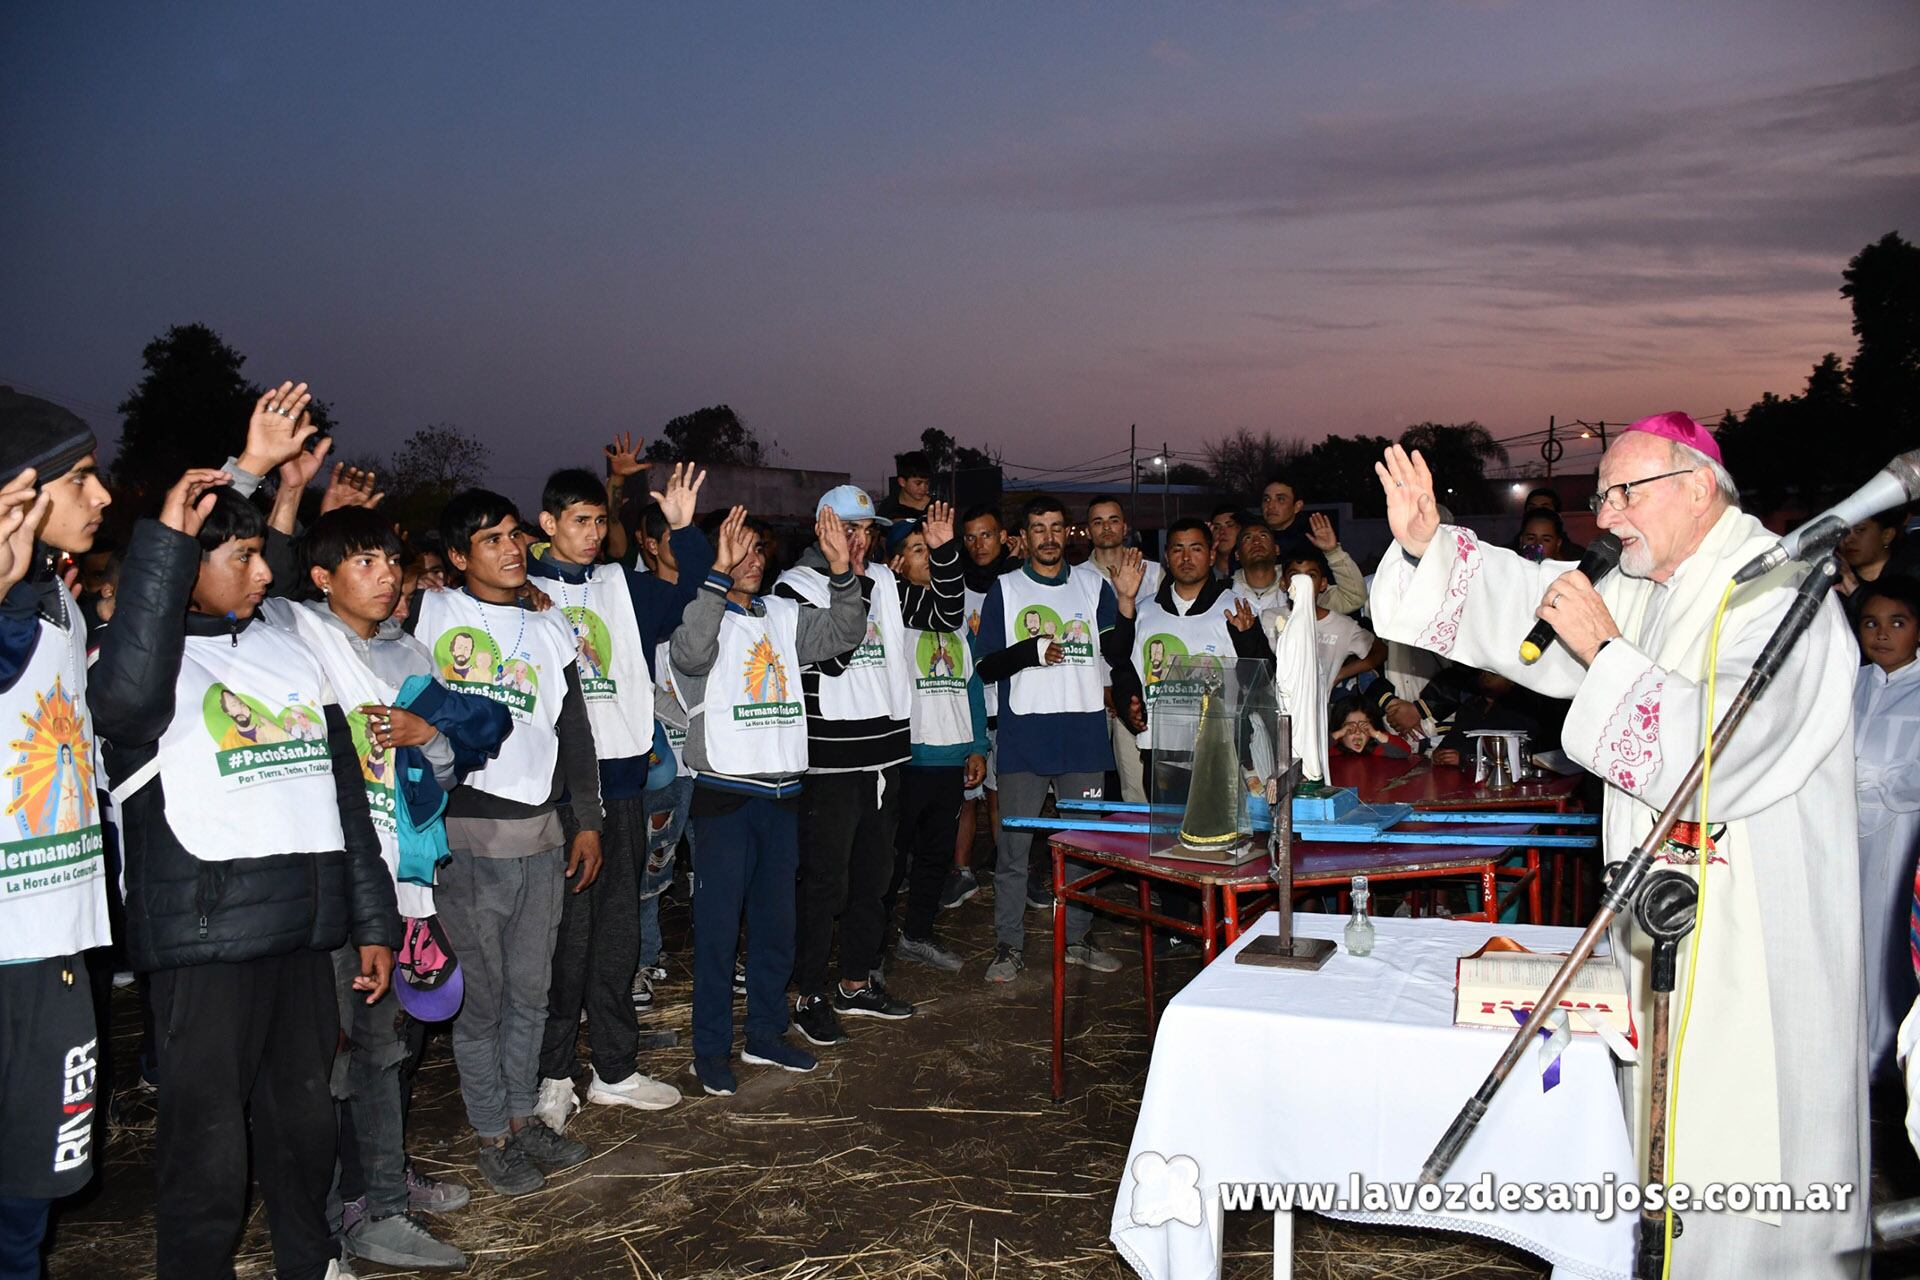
[1415,557,1840,1280]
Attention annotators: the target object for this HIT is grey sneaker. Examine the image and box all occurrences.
[985,944,1025,983]
[1066,940,1121,973]
[406,1166,471,1215]
[474,1138,543,1196]
[895,933,964,973]
[344,1213,468,1270]
[510,1119,589,1171]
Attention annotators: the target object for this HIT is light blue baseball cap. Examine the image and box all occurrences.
[816,484,891,527]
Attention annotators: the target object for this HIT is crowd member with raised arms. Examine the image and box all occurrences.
[0,391,113,1280]
[945,503,1021,911]
[1084,496,1162,810]
[259,505,512,1271]
[93,382,396,1280]
[773,488,964,1046]
[881,519,988,973]
[666,507,866,1096]
[1118,518,1270,789]
[409,490,604,1197]
[525,462,710,1132]
[973,495,1139,982]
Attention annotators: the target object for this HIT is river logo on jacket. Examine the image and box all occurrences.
[6,677,97,842]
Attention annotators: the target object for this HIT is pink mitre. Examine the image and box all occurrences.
[1621,411,1722,464]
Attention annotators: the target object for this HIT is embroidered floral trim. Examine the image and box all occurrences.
[1416,528,1482,655]
[1597,664,1664,795]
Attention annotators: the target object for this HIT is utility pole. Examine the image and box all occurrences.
[1161,439,1171,534]
[1129,423,1138,523]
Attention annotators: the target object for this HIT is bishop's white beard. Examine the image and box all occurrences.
[1612,519,1656,578]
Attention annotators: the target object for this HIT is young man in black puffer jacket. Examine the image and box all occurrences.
[92,425,396,1280]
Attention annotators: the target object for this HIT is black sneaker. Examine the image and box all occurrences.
[509,1120,588,1171]
[474,1138,543,1196]
[1025,888,1054,912]
[832,979,914,1020]
[631,972,654,1009]
[938,868,979,911]
[793,993,849,1046]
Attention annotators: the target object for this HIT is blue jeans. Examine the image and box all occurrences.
[690,795,796,1059]
[639,778,693,969]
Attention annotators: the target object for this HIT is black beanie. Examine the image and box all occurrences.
[0,386,96,486]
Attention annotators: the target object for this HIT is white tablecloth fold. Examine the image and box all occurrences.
[1110,913,1636,1280]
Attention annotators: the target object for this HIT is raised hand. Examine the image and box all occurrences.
[922,500,955,549]
[277,432,333,494]
[158,468,233,538]
[1110,547,1145,602]
[649,462,706,531]
[817,506,852,575]
[237,381,317,476]
[1224,597,1258,632]
[605,431,651,482]
[0,470,49,597]
[1007,530,1029,561]
[320,461,385,514]
[1375,444,1440,558]
[711,506,752,575]
[1306,512,1339,553]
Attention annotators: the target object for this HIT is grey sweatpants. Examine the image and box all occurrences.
[993,771,1102,951]
[434,846,565,1138]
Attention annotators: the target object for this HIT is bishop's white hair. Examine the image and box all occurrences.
[1670,439,1740,508]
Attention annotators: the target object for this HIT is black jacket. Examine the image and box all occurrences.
[89,520,397,973]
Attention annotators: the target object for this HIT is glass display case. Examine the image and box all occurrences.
[1147,653,1285,865]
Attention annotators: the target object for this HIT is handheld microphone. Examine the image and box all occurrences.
[1519,532,1623,664]
[1734,449,1920,584]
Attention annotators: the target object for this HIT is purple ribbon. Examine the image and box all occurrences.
[1512,1007,1563,1092]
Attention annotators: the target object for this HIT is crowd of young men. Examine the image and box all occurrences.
[1,385,1394,1279]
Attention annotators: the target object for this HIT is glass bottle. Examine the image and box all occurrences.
[1345,875,1376,957]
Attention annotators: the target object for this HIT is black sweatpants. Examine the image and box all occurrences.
[794,768,900,997]
[151,950,339,1280]
[539,795,644,1085]
[889,766,962,946]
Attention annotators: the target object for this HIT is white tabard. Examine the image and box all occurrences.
[1130,594,1242,750]
[544,562,655,760]
[673,598,809,776]
[262,599,435,917]
[1000,565,1106,716]
[1369,512,1868,1278]
[0,589,110,961]
[775,563,913,722]
[904,624,975,748]
[415,589,577,805]
[156,623,344,862]
[653,639,694,778]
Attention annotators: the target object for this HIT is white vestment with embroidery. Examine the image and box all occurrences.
[1369,510,1867,1279]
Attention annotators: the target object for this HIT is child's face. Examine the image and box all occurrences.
[1285,560,1328,598]
[1333,710,1373,753]
[1859,595,1919,673]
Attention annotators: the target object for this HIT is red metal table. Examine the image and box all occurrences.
[1045,822,1545,1100]
[1327,754,1591,922]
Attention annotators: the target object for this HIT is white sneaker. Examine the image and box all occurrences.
[533,1076,579,1134]
[586,1068,682,1112]
[325,1259,359,1280]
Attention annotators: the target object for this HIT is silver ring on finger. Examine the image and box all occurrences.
[1550,592,1562,607]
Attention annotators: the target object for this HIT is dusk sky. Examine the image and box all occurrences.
[4,2,1916,495]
